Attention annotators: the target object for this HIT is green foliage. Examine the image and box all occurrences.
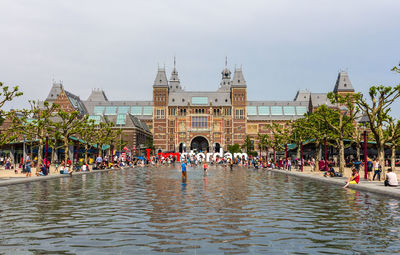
[241,135,254,153]
[228,143,241,154]
[248,151,258,157]
[145,136,155,151]
[356,63,400,171]
[10,101,58,166]
[0,82,23,118]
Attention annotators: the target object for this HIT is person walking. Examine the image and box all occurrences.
[25,155,31,177]
[181,160,187,181]
[373,159,381,181]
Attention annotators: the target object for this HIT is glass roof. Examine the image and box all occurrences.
[283,106,296,115]
[296,106,308,115]
[247,106,257,115]
[118,106,130,114]
[143,106,153,115]
[131,106,142,115]
[93,106,105,115]
[192,97,208,105]
[116,114,126,125]
[104,106,117,115]
[270,106,283,115]
[258,106,270,115]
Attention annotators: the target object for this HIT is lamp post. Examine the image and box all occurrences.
[300,142,303,172]
[76,140,79,164]
[324,135,328,171]
[363,130,368,180]
[285,144,288,162]
[45,136,48,161]
[360,115,370,180]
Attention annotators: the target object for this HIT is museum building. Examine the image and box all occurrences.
[44,61,355,153]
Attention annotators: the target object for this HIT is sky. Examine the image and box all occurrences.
[1,0,399,116]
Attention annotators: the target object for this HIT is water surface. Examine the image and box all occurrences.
[0,166,399,254]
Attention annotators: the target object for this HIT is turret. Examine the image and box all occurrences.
[169,57,182,92]
[218,58,232,92]
[333,71,355,95]
[231,67,246,87]
[153,67,169,87]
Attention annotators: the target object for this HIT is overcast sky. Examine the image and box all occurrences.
[1,0,399,116]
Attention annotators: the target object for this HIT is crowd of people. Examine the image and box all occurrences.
[0,152,399,190]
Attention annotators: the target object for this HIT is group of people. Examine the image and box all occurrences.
[343,159,398,188]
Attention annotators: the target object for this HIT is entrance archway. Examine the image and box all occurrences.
[190,136,209,152]
[179,143,185,153]
[215,143,221,153]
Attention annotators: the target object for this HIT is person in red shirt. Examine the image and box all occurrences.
[203,162,208,175]
[343,168,360,188]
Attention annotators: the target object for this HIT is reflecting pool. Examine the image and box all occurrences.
[1,166,400,254]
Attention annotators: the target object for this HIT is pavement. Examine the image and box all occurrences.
[271,169,400,199]
[0,168,118,187]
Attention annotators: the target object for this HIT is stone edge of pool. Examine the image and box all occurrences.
[0,168,120,187]
[271,169,400,199]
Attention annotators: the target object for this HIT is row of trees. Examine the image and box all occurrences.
[4,100,124,168]
[237,64,400,176]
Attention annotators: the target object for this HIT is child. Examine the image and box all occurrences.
[203,162,208,175]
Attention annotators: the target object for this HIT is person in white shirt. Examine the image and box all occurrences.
[385,168,398,187]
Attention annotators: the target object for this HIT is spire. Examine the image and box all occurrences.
[232,66,246,87]
[46,81,64,102]
[333,71,354,93]
[153,67,168,87]
[169,57,182,92]
[219,58,232,91]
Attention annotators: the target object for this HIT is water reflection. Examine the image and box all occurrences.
[0,167,400,254]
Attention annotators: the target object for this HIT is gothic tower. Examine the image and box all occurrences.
[231,67,247,145]
[153,67,169,151]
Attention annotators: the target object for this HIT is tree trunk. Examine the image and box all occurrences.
[356,140,361,162]
[377,142,386,178]
[85,144,89,164]
[296,143,300,159]
[391,144,396,171]
[64,137,69,163]
[37,139,43,169]
[314,141,320,172]
[338,139,345,173]
[51,146,55,164]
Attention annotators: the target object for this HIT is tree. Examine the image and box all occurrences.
[0,82,23,118]
[290,118,312,159]
[257,133,269,160]
[298,112,330,171]
[241,135,254,153]
[266,123,288,162]
[51,109,87,163]
[356,64,400,175]
[353,122,363,161]
[228,143,241,154]
[0,82,23,146]
[313,92,359,173]
[385,117,400,171]
[78,119,97,164]
[11,101,57,168]
[144,136,155,154]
